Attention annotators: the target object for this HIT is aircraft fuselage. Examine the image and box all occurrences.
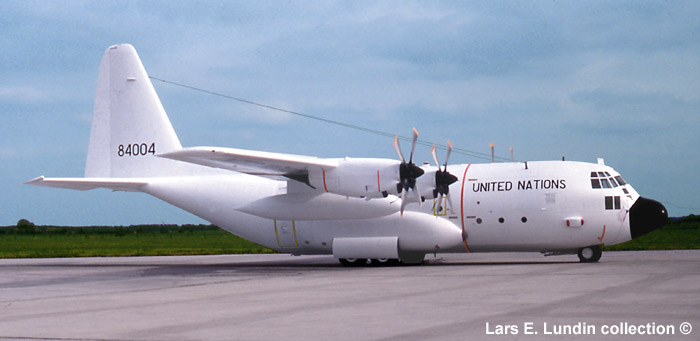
[140,159,661,260]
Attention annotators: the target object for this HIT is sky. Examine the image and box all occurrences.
[1,1,698,226]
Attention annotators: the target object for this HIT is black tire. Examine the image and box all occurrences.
[339,258,360,267]
[397,250,425,265]
[340,258,402,267]
[577,245,602,263]
[374,258,401,267]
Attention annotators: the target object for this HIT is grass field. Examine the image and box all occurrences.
[602,215,700,251]
[1,216,698,258]
[0,224,274,258]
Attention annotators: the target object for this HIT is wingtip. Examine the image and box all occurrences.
[24,176,45,185]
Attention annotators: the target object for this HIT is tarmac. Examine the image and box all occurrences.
[1,251,698,340]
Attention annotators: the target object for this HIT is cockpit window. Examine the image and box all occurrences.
[590,171,627,189]
[605,196,622,210]
[609,177,619,187]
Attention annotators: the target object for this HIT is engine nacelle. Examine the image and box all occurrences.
[416,168,439,197]
[309,158,401,198]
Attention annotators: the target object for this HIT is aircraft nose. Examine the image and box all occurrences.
[629,197,668,239]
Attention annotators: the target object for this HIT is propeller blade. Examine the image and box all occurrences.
[409,127,419,163]
[432,140,458,214]
[413,184,423,207]
[446,192,455,214]
[430,144,440,169]
[394,128,426,216]
[393,136,405,163]
[400,190,407,216]
[444,141,453,169]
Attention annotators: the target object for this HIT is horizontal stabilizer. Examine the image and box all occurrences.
[160,147,337,176]
[25,176,148,192]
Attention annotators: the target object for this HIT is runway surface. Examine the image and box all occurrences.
[1,251,698,340]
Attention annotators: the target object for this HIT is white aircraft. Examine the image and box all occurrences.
[27,44,668,265]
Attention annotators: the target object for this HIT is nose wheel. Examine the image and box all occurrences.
[577,245,602,263]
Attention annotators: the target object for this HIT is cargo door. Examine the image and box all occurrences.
[274,220,298,247]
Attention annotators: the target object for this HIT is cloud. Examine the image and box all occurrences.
[0,86,48,102]
[0,146,36,160]
[223,100,296,125]
[0,148,19,160]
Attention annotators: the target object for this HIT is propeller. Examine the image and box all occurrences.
[431,141,458,214]
[393,128,425,216]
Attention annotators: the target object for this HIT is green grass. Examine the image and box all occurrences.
[603,215,700,251]
[0,224,275,258]
[1,216,699,258]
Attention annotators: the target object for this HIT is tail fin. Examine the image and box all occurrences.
[85,44,183,178]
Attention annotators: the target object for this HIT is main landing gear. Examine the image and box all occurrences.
[338,258,404,267]
[339,252,425,266]
[577,245,602,263]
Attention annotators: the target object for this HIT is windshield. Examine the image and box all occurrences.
[591,171,628,189]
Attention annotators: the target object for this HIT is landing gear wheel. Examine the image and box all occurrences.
[371,258,386,266]
[339,258,401,267]
[398,253,425,265]
[339,258,360,267]
[577,245,602,263]
[373,258,400,266]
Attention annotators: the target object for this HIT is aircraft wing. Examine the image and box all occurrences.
[25,176,148,192]
[159,147,338,184]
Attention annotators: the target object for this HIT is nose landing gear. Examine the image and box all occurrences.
[577,245,602,263]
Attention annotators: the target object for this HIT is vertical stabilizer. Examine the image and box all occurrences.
[85,44,183,177]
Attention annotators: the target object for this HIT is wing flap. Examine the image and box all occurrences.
[25,176,148,192]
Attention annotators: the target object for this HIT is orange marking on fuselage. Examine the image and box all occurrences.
[597,225,606,242]
[322,170,329,192]
[377,170,381,192]
[462,240,471,253]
